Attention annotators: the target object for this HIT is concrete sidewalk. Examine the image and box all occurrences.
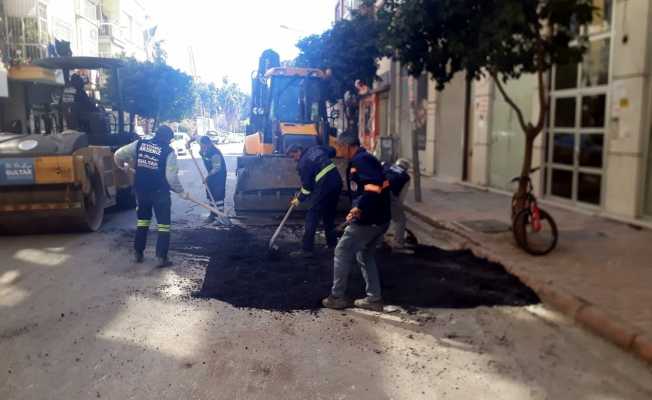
[403,177,652,364]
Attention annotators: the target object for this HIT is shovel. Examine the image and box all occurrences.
[267,203,296,259]
[182,193,232,222]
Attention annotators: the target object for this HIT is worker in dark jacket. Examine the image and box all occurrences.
[61,73,97,131]
[383,158,411,250]
[115,125,187,267]
[286,144,342,254]
[198,136,227,223]
[322,136,391,311]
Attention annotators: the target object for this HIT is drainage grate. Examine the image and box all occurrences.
[458,219,511,234]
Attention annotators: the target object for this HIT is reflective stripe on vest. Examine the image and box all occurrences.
[315,163,336,182]
[301,187,311,195]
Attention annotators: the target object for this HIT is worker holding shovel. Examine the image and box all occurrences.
[196,136,227,224]
[286,144,342,257]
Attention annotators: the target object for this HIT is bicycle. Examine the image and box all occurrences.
[510,167,558,256]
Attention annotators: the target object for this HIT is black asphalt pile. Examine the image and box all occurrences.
[176,225,539,312]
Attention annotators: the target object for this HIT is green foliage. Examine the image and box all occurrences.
[104,56,196,123]
[295,7,383,101]
[378,0,594,89]
[194,77,250,131]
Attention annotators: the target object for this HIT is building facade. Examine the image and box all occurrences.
[0,0,150,64]
[98,0,149,60]
[468,0,652,223]
[339,0,652,224]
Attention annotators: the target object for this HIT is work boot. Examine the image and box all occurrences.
[134,251,144,264]
[321,295,351,310]
[354,297,384,312]
[203,213,216,224]
[155,256,172,268]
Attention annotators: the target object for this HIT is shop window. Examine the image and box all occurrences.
[554,97,576,128]
[581,39,610,87]
[553,133,575,165]
[579,134,604,168]
[578,173,602,204]
[589,0,613,34]
[581,94,606,128]
[551,169,573,199]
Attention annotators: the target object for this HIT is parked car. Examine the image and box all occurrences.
[171,132,191,156]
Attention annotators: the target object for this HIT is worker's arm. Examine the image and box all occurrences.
[297,161,316,202]
[165,152,185,193]
[349,162,381,217]
[207,154,223,176]
[114,140,138,169]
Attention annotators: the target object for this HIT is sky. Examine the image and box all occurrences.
[143,0,336,93]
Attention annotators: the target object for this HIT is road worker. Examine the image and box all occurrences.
[322,136,391,311]
[198,136,227,223]
[286,144,342,255]
[115,125,187,267]
[383,158,411,251]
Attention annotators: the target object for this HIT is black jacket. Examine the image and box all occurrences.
[201,145,227,200]
[297,145,342,203]
[383,164,411,197]
[348,147,391,225]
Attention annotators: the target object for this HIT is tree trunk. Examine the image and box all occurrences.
[513,131,537,214]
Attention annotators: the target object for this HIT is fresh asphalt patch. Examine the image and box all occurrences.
[174,225,539,312]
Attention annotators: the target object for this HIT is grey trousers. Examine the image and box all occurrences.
[390,189,407,245]
[332,222,389,300]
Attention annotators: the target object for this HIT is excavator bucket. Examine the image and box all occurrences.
[234,155,349,213]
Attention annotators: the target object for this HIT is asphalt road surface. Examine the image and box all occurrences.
[1,142,651,400]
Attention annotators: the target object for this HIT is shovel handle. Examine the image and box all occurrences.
[268,204,295,249]
[183,193,229,219]
[188,147,219,207]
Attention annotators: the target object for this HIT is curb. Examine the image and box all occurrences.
[404,203,652,365]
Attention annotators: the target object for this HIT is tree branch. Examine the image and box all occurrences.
[490,71,529,134]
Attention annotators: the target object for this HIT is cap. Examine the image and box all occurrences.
[395,158,411,171]
[285,144,304,155]
[337,133,360,146]
[154,125,174,142]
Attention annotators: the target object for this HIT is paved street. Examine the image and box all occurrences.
[1,143,652,400]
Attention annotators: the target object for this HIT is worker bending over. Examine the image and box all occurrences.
[322,136,391,311]
[384,158,411,251]
[115,125,187,267]
[286,144,342,255]
[198,136,227,223]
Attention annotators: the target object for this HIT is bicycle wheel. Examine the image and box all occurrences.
[512,208,558,256]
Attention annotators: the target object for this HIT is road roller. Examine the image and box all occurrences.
[0,57,136,233]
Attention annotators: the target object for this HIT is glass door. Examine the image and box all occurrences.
[546,4,612,207]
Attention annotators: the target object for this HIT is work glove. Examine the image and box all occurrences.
[290,197,300,207]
